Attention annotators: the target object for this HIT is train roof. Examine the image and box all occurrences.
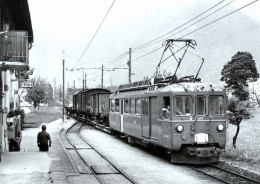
[73,88,111,97]
[81,88,111,94]
[111,82,225,98]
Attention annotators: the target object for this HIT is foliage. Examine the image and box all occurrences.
[221,51,259,101]
[227,98,252,126]
[25,77,53,110]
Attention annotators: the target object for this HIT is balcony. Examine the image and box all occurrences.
[0,31,29,71]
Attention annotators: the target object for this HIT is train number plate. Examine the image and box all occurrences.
[194,133,208,144]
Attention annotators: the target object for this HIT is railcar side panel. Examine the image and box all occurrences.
[109,113,121,132]
[123,114,142,138]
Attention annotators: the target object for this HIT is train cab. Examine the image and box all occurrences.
[109,81,227,164]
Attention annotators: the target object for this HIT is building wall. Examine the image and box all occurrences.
[0,0,33,157]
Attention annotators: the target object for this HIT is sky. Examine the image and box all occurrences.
[27,0,260,90]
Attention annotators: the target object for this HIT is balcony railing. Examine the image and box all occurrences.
[0,31,29,70]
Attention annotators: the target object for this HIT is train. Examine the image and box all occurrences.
[67,75,227,164]
[67,39,227,164]
[70,88,111,125]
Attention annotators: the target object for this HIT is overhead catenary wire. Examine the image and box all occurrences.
[179,0,259,38]
[130,0,258,68]
[135,0,237,51]
[71,0,259,87]
[134,0,227,50]
[73,0,116,68]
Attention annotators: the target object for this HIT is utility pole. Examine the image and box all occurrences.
[60,84,61,101]
[53,78,56,99]
[128,48,132,84]
[62,55,65,122]
[62,50,65,122]
[82,68,85,89]
[73,80,75,89]
[101,65,104,88]
[85,73,87,89]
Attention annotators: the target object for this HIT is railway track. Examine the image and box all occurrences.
[62,120,135,184]
[69,114,260,184]
[187,164,260,184]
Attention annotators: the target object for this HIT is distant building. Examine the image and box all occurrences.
[0,0,34,159]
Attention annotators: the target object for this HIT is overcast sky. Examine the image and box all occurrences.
[27,0,260,89]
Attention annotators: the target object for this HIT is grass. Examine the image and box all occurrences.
[23,105,62,128]
[222,107,260,172]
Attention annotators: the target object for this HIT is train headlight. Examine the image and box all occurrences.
[217,124,224,131]
[176,125,184,132]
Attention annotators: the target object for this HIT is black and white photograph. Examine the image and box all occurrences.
[0,0,260,183]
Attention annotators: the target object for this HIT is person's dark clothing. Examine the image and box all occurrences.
[37,130,51,152]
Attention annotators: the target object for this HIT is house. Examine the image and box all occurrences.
[0,0,33,160]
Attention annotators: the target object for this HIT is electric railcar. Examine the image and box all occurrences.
[109,78,227,164]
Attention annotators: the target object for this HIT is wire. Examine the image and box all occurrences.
[132,0,258,65]
[201,23,260,50]
[179,0,259,38]
[134,0,226,50]
[73,0,116,68]
[78,52,127,65]
[132,46,162,62]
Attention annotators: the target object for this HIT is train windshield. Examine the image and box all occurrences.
[209,96,224,115]
[196,96,205,115]
[174,96,192,116]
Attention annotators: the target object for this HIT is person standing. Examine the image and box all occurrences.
[37,125,51,151]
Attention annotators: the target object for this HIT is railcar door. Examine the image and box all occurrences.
[120,99,124,132]
[150,97,157,139]
[142,97,149,138]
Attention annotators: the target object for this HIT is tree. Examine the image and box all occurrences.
[221,51,259,101]
[221,51,259,148]
[25,77,53,111]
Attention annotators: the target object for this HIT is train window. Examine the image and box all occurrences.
[161,97,170,119]
[209,96,224,115]
[124,99,129,113]
[111,99,115,112]
[142,97,148,116]
[196,96,205,115]
[129,98,135,114]
[175,96,192,116]
[115,99,120,112]
[135,98,141,115]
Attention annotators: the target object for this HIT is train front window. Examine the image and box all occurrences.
[175,96,192,116]
[209,96,224,115]
[196,96,205,115]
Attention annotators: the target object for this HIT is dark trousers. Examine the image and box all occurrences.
[39,143,49,151]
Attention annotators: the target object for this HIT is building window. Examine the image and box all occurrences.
[135,98,141,115]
